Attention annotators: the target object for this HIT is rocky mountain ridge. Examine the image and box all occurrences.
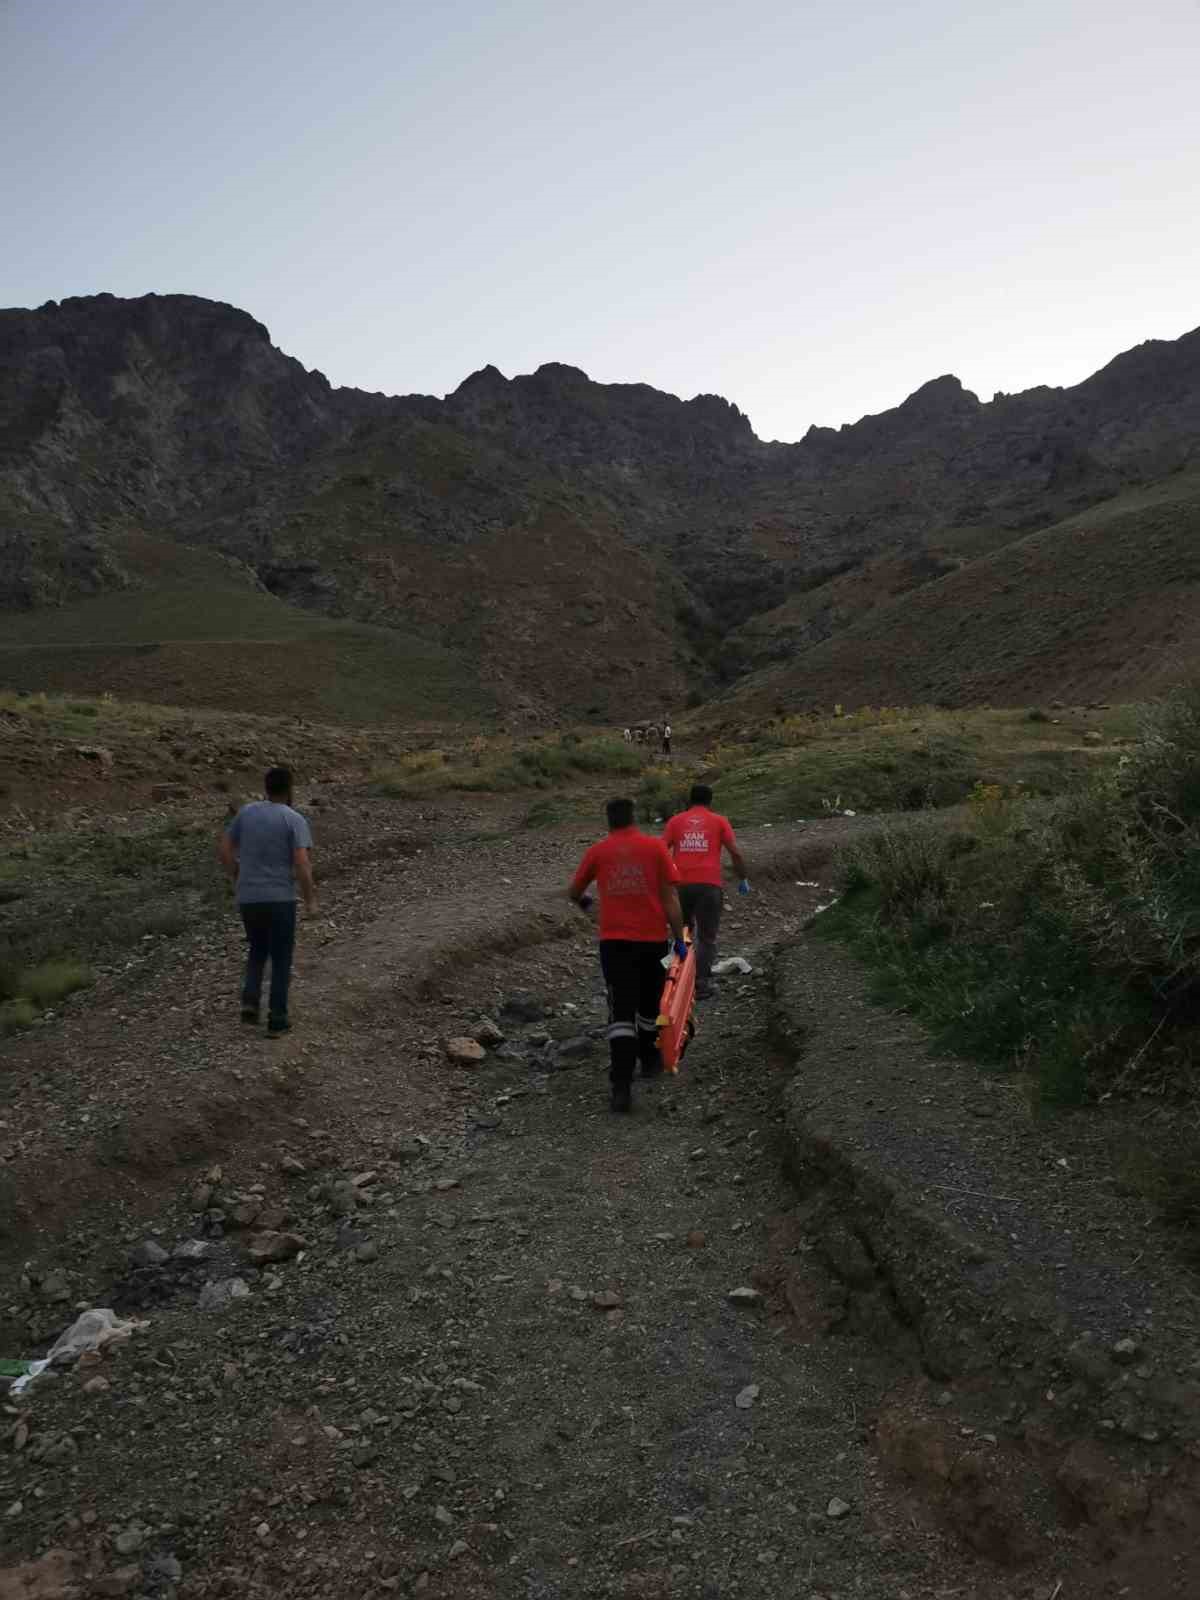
[2,292,1199,715]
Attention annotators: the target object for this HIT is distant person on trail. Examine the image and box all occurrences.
[662,722,672,757]
[623,727,632,743]
[218,766,316,1037]
[662,783,749,1000]
[568,797,687,1114]
[635,726,645,745]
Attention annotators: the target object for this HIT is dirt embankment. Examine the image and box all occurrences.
[773,935,1200,1592]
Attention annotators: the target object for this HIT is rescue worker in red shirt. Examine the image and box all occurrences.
[568,796,688,1114]
[662,783,749,999]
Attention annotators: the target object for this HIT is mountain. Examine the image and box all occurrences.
[2,292,1199,719]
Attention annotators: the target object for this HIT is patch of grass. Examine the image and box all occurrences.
[521,796,572,829]
[375,734,643,798]
[20,959,93,1008]
[0,577,494,725]
[0,999,37,1035]
[682,704,1131,828]
[0,959,93,1031]
[823,682,1200,1116]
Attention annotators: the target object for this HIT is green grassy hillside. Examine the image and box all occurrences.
[0,537,494,724]
[717,474,1200,718]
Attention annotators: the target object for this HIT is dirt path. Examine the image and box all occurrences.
[0,808,1072,1598]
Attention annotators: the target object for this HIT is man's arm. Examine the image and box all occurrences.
[294,847,317,913]
[661,815,679,860]
[722,818,748,883]
[567,849,596,909]
[657,845,686,945]
[217,831,238,884]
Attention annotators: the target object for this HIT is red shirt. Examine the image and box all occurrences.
[570,827,679,942]
[662,805,737,886]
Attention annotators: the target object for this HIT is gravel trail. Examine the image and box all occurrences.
[0,804,1069,1598]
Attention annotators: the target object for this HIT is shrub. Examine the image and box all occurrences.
[20,960,94,1008]
[636,766,687,822]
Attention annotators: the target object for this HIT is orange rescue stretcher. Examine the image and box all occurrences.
[656,933,697,1073]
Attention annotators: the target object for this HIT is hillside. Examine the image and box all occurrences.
[3,292,1200,718]
[713,473,1200,719]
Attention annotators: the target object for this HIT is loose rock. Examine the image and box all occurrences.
[173,1239,216,1263]
[113,1522,147,1556]
[199,1277,252,1311]
[246,1231,305,1265]
[446,1037,486,1066]
[129,1240,169,1269]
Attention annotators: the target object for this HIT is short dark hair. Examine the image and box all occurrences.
[264,765,293,798]
[606,796,635,829]
[689,783,713,806]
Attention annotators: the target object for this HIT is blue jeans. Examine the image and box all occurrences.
[240,902,297,1022]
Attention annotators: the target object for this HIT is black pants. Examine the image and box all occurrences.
[240,902,297,1022]
[679,883,723,988]
[599,939,668,1084]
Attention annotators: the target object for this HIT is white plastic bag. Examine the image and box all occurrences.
[10,1308,141,1395]
[712,956,753,975]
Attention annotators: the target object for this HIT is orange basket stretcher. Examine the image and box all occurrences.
[656,934,697,1073]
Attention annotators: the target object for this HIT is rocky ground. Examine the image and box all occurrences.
[0,790,1151,1599]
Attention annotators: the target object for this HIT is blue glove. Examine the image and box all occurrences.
[737,879,751,896]
[673,939,689,962]
[578,893,594,913]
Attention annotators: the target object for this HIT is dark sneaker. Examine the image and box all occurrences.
[266,1017,291,1038]
[240,1006,260,1026]
[610,1082,633,1114]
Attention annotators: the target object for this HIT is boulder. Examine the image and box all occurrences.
[445,1037,486,1066]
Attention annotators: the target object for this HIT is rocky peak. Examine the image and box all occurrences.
[894,373,980,420]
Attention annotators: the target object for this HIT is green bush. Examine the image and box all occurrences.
[636,768,687,822]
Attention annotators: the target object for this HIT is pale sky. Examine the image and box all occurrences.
[3,0,1198,441]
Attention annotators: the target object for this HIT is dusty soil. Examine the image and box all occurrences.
[0,791,1152,1598]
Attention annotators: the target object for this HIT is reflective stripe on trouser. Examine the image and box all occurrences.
[599,939,670,1084]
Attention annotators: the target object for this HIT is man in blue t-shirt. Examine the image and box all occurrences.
[218,766,316,1036]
